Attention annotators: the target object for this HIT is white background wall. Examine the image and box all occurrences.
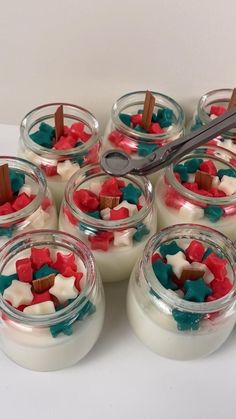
[0,0,236,129]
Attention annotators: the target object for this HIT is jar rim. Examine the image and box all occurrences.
[142,224,236,313]
[0,156,46,224]
[0,230,97,326]
[64,163,154,230]
[165,145,236,205]
[20,102,100,158]
[111,90,185,142]
[198,88,234,137]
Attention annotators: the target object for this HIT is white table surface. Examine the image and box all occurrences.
[0,124,236,419]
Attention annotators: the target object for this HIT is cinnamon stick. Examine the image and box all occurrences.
[54,105,64,142]
[0,164,12,204]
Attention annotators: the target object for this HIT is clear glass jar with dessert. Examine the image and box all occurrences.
[19,103,101,209]
[155,145,236,240]
[0,156,57,248]
[59,164,157,282]
[190,88,236,154]
[103,91,185,184]
[0,230,105,371]
[127,224,236,360]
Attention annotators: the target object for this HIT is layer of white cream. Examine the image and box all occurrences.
[59,212,157,282]
[0,298,104,371]
[127,274,236,360]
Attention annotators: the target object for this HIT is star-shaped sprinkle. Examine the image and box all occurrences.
[57,160,80,181]
[100,208,110,220]
[114,200,138,217]
[0,273,17,293]
[89,181,102,195]
[152,259,177,290]
[218,175,236,196]
[172,309,202,331]
[3,280,33,307]
[166,251,191,278]
[133,223,150,242]
[19,184,32,196]
[183,278,212,302]
[120,183,142,204]
[49,274,79,303]
[113,228,136,247]
[23,301,55,315]
[159,241,183,258]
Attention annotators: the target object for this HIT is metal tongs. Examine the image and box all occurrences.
[101,108,236,176]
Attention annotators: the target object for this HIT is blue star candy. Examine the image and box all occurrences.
[152,259,177,290]
[121,183,142,204]
[133,223,150,242]
[159,241,183,258]
[184,278,212,303]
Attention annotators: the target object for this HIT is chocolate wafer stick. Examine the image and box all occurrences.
[227,88,236,110]
[54,105,64,142]
[32,274,55,293]
[195,170,213,191]
[100,195,120,210]
[142,91,155,131]
[180,268,205,282]
[0,164,12,204]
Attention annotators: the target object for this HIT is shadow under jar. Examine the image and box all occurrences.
[0,156,57,247]
[127,224,236,360]
[102,91,185,185]
[59,164,157,282]
[0,230,105,371]
[190,88,236,154]
[19,103,101,210]
[155,145,236,240]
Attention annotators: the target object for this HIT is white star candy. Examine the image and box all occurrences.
[113,228,136,247]
[211,176,220,188]
[23,301,56,315]
[100,208,110,220]
[191,261,214,284]
[89,181,102,195]
[166,251,191,278]
[57,160,80,181]
[218,175,236,196]
[3,280,33,307]
[19,184,32,196]
[179,204,204,221]
[49,274,79,303]
[113,201,138,217]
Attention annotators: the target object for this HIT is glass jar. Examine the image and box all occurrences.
[190,88,236,153]
[59,164,157,282]
[127,224,236,360]
[0,230,105,371]
[103,91,185,184]
[155,145,236,240]
[19,103,101,209]
[0,157,57,247]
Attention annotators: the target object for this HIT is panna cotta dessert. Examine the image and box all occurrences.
[0,230,105,371]
[155,145,236,240]
[59,164,157,282]
[102,91,185,184]
[127,224,236,360]
[0,157,57,248]
[19,103,101,209]
[190,88,236,155]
